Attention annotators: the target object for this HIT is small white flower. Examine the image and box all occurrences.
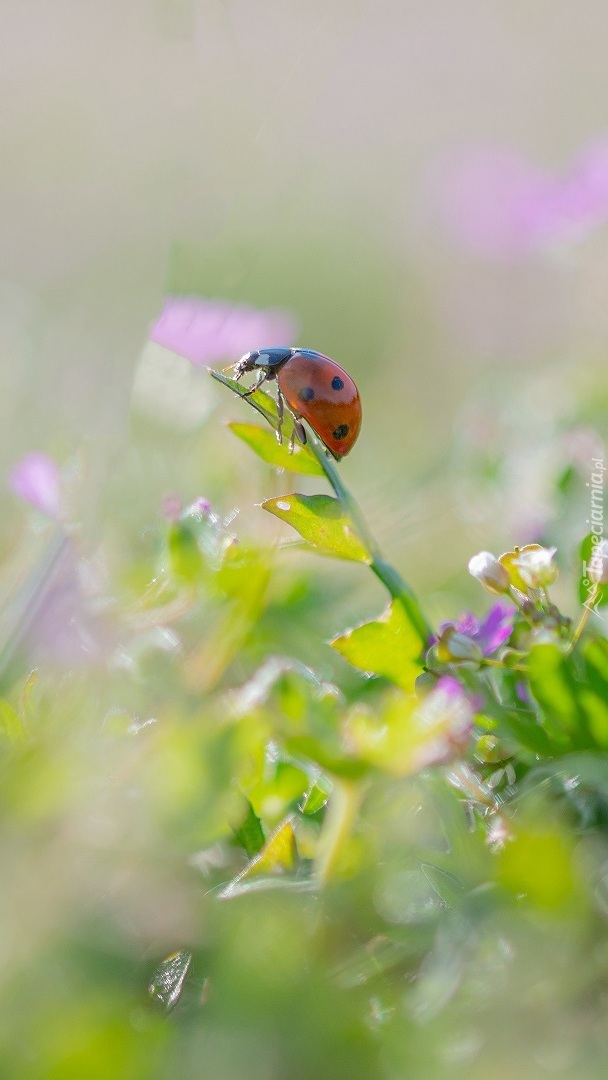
[468,551,510,594]
[514,545,558,589]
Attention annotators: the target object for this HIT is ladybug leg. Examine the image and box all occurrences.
[283,403,306,454]
[276,387,285,444]
[240,369,269,397]
[292,420,306,451]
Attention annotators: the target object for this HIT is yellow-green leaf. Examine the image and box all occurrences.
[331,600,424,690]
[497,825,577,910]
[262,494,370,563]
[228,422,324,476]
[0,700,25,743]
[219,817,297,898]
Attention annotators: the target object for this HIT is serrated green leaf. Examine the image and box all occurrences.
[262,494,370,563]
[228,422,324,476]
[330,600,424,691]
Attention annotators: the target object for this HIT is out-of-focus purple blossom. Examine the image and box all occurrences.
[162,494,214,523]
[515,681,532,706]
[162,493,183,522]
[413,675,475,769]
[149,297,299,367]
[0,533,105,671]
[189,497,211,516]
[8,452,61,519]
[440,602,514,657]
[438,139,608,258]
[32,541,101,664]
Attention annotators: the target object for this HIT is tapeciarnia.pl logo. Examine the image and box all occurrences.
[582,457,606,616]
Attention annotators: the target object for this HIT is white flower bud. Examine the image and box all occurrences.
[468,551,510,595]
[436,626,483,664]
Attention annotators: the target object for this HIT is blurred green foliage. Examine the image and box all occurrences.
[0,355,607,1080]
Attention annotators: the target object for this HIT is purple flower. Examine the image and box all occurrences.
[437,138,608,258]
[149,297,299,367]
[441,602,514,657]
[8,453,61,519]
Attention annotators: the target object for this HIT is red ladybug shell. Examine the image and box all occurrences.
[277,351,362,458]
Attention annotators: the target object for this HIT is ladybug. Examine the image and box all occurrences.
[233,347,362,460]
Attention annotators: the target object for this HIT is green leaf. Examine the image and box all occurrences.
[210,369,301,444]
[262,494,370,563]
[0,700,25,743]
[344,690,470,778]
[228,422,325,476]
[420,863,465,909]
[167,521,204,583]
[527,640,608,751]
[219,816,299,898]
[283,735,369,780]
[330,600,424,691]
[232,799,265,858]
[497,824,577,910]
[301,776,332,815]
[210,368,280,421]
[528,644,583,744]
[542,752,608,800]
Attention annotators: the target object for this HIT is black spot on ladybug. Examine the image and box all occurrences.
[332,424,349,440]
[298,386,315,402]
[331,376,344,391]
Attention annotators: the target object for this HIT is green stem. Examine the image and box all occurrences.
[482,656,528,674]
[567,587,598,654]
[306,435,432,646]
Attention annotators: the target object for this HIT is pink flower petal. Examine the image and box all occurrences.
[438,147,551,257]
[8,452,61,518]
[149,297,299,367]
[437,136,608,257]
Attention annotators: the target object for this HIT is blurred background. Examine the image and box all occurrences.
[2,0,607,608]
[2,3,608,1077]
